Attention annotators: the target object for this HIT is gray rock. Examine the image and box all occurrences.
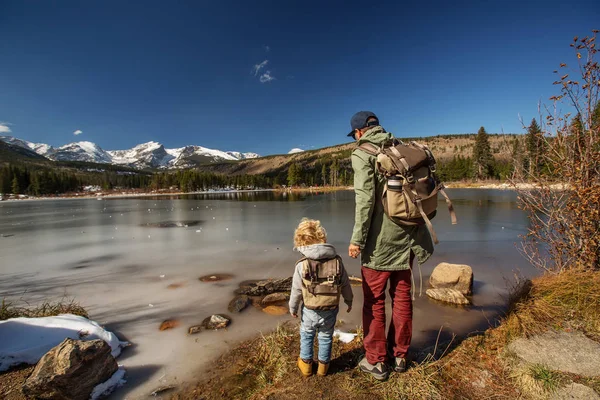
[22,338,118,400]
[228,295,250,313]
[426,288,471,305]
[507,331,600,377]
[429,262,473,295]
[188,314,231,334]
[235,277,292,296]
[550,383,600,400]
[260,292,289,306]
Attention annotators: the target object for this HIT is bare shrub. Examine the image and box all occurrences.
[513,30,600,273]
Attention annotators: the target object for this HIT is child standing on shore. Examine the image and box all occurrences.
[289,218,353,377]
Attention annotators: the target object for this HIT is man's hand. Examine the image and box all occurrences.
[348,244,361,259]
[290,311,298,318]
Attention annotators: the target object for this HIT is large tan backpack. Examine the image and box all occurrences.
[358,139,457,244]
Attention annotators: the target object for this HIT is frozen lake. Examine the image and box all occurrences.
[0,189,534,398]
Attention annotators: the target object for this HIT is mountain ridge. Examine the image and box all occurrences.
[0,136,260,169]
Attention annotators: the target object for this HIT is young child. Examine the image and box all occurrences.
[289,218,353,377]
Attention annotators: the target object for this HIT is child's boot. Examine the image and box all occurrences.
[317,361,329,376]
[297,357,313,377]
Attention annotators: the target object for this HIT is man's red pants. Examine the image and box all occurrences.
[361,265,413,364]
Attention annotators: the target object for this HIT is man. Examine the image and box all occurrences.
[347,111,433,381]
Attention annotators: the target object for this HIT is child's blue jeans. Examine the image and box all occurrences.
[299,306,338,363]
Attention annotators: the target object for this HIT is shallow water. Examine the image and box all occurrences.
[0,189,534,398]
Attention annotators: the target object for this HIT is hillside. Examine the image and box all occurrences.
[193,134,518,176]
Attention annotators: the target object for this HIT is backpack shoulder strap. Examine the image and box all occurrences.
[356,142,380,156]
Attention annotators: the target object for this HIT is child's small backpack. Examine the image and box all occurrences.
[298,256,342,310]
[357,139,457,244]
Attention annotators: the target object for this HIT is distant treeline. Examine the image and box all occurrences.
[1,128,524,195]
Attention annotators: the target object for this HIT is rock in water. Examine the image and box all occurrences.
[188,314,231,334]
[262,306,288,316]
[429,262,474,295]
[228,295,251,313]
[159,319,179,331]
[426,288,471,305]
[260,292,289,307]
[235,277,293,296]
[22,338,118,400]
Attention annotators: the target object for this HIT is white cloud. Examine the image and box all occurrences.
[252,60,269,76]
[73,129,83,136]
[259,71,275,83]
[0,122,12,134]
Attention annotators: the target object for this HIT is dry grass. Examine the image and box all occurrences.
[173,270,600,400]
[0,298,88,321]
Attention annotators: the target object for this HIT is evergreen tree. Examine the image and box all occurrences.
[11,176,20,194]
[321,163,327,186]
[287,163,301,186]
[526,118,544,177]
[473,126,493,179]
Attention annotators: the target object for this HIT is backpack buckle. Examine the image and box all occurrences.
[406,174,415,184]
[327,275,336,284]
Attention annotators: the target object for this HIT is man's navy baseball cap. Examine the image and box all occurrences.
[347,111,379,139]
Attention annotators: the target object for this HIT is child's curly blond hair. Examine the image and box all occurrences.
[294,218,327,248]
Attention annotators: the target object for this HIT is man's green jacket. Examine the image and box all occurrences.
[350,126,434,270]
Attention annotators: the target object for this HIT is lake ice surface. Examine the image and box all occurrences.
[0,189,534,399]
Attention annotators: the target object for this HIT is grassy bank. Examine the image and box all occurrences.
[172,270,600,400]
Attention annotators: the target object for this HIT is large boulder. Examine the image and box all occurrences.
[429,262,473,296]
[22,338,118,400]
[507,331,600,377]
[235,277,292,296]
[426,288,471,305]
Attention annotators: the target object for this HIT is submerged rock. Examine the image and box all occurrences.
[159,319,179,331]
[429,262,474,296]
[426,288,470,305]
[262,306,288,316]
[261,292,289,307]
[199,274,234,282]
[189,314,231,334]
[228,295,251,313]
[348,276,362,286]
[22,338,118,400]
[235,277,292,296]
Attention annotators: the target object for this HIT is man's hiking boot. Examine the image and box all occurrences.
[358,357,389,381]
[297,357,313,377]
[393,356,407,373]
[317,361,329,376]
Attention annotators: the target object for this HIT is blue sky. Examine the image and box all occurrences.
[0,1,598,155]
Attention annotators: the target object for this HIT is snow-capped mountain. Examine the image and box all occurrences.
[109,142,175,169]
[0,136,54,156]
[288,148,304,154]
[50,141,113,163]
[0,135,261,169]
[226,151,260,160]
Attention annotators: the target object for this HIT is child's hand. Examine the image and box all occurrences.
[290,312,298,318]
[346,306,352,313]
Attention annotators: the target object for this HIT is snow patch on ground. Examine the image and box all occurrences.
[333,329,357,343]
[0,314,128,372]
[90,366,126,400]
